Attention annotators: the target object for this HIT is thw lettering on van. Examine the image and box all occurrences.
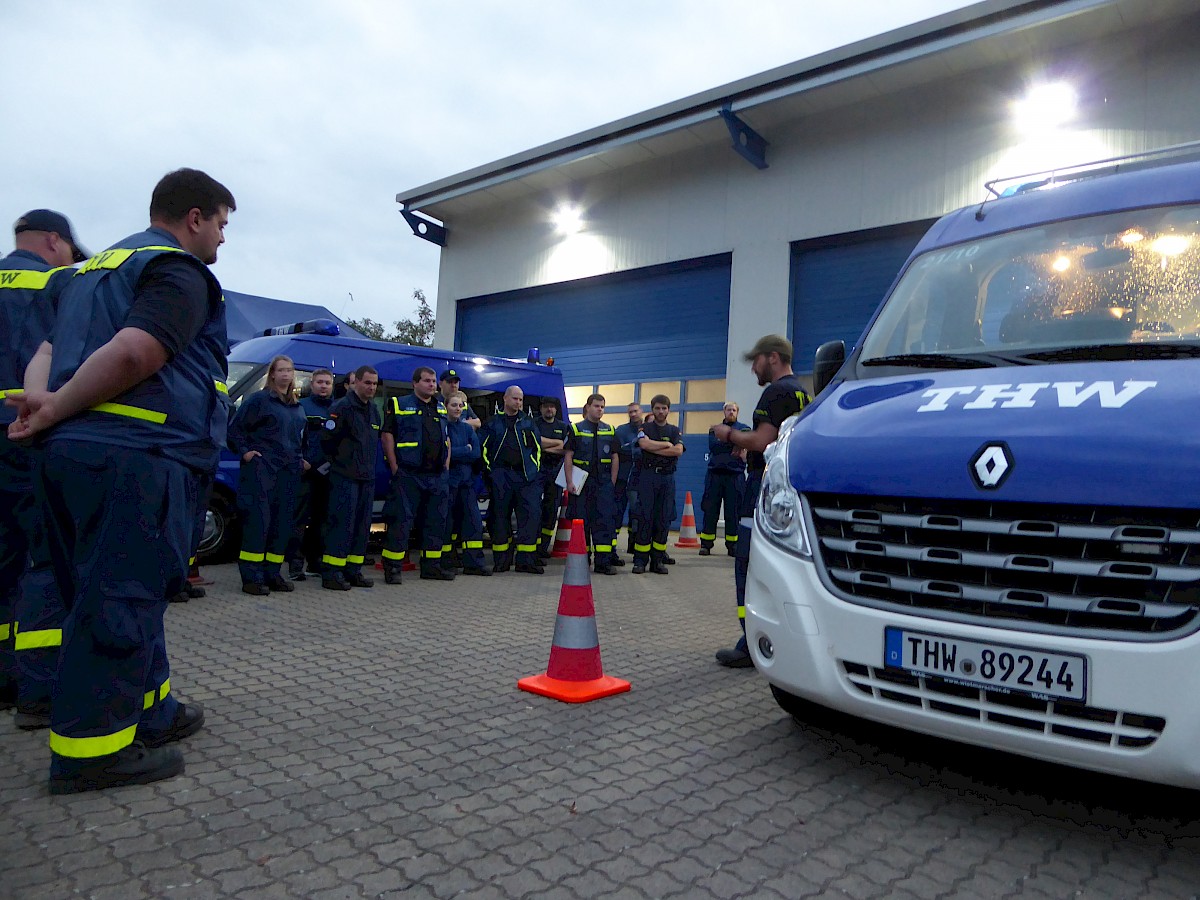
[916,380,1156,412]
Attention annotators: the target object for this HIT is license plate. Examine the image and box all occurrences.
[884,627,1087,702]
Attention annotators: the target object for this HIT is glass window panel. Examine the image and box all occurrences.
[685,378,726,404]
[685,410,725,433]
[565,385,595,409]
[598,383,635,406]
[639,381,681,405]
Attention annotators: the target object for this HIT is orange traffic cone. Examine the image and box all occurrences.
[551,490,573,558]
[518,520,631,703]
[674,491,701,548]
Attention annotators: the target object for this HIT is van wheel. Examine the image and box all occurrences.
[770,684,809,719]
[197,489,239,564]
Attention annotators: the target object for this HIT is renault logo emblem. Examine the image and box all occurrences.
[971,442,1013,489]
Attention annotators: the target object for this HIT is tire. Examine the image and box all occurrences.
[197,488,239,564]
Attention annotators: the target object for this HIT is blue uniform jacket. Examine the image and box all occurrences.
[384,393,449,471]
[447,418,481,489]
[0,250,71,426]
[300,393,334,468]
[481,414,542,481]
[615,422,643,483]
[321,391,382,481]
[707,421,750,473]
[227,389,306,473]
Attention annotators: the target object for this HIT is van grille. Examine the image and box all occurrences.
[841,661,1164,749]
[809,494,1200,637]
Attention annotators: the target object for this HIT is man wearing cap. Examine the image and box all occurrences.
[713,335,810,668]
[8,169,235,792]
[439,369,478,430]
[533,395,570,557]
[1,210,87,725]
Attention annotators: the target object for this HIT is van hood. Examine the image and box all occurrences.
[788,359,1200,508]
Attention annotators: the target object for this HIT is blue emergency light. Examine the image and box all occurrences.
[263,318,341,337]
[527,347,540,364]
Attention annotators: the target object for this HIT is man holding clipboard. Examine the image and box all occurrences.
[562,393,619,576]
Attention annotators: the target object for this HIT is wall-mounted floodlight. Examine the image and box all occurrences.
[1012,82,1077,134]
[552,204,584,236]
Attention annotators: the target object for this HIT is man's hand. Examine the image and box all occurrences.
[302,459,311,472]
[712,423,732,443]
[242,450,262,463]
[6,389,58,443]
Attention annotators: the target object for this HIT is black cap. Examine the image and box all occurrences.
[14,209,89,263]
[539,396,559,409]
[439,369,460,382]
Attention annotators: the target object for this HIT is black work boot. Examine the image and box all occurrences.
[137,703,206,748]
[49,743,184,795]
[384,566,403,585]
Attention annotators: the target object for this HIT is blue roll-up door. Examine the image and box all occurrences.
[457,255,732,529]
[790,220,934,373]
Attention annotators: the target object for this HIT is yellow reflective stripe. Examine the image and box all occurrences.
[653,542,668,551]
[347,555,365,565]
[214,380,228,394]
[634,542,652,552]
[144,688,156,710]
[393,409,418,416]
[0,388,23,399]
[50,723,139,758]
[517,543,538,552]
[395,442,418,448]
[0,622,10,640]
[492,541,511,551]
[78,245,184,274]
[14,628,62,650]
[738,604,746,619]
[265,553,285,564]
[464,541,483,549]
[541,528,556,537]
[423,549,443,559]
[0,268,56,290]
[441,543,452,553]
[697,532,717,541]
[189,555,197,565]
[322,554,346,566]
[594,543,613,552]
[381,549,406,560]
[239,550,266,562]
[726,535,738,543]
[91,402,167,424]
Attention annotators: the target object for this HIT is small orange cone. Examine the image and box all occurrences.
[551,490,574,558]
[519,520,631,703]
[674,491,701,548]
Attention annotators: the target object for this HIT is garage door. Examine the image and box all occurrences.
[457,254,733,528]
[790,220,935,375]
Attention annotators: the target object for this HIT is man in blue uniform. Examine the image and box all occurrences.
[8,169,234,792]
[713,335,810,668]
[534,395,569,557]
[481,386,544,574]
[320,365,380,590]
[633,395,685,575]
[381,366,454,583]
[1,210,86,728]
[613,402,642,560]
[287,368,335,580]
[699,402,750,557]
[564,394,620,576]
[445,390,491,576]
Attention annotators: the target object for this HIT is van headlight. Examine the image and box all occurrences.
[756,417,811,558]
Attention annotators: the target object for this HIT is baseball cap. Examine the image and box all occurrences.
[14,209,89,263]
[439,369,460,382]
[742,334,793,362]
[539,396,559,408]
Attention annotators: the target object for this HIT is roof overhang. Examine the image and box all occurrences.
[396,0,1189,224]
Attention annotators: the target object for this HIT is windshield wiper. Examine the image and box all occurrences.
[861,352,1004,370]
[1021,343,1200,362]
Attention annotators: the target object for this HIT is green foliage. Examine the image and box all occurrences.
[347,289,434,346]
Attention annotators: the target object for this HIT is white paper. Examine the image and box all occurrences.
[554,463,587,494]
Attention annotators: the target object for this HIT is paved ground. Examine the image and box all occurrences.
[4,548,1200,899]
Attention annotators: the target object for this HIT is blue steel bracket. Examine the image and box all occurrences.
[719,105,768,170]
[401,208,447,246]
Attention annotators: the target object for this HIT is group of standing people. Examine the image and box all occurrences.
[3,169,236,793]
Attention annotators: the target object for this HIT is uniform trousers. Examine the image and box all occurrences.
[383,469,450,574]
[537,468,562,552]
[448,473,487,570]
[732,471,764,651]
[323,474,373,578]
[569,475,616,564]
[237,460,300,585]
[615,471,641,552]
[489,468,541,568]
[0,434,35,701]
[699,469,744,551]
[39,443,189,772]
[286,472,330,573]
[633,469,675,566]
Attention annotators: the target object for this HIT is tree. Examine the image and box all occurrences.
[347,289,435,346]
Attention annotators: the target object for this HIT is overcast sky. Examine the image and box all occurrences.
[4,0,967,329]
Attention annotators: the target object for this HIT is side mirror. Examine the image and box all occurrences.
[812,340,846,396]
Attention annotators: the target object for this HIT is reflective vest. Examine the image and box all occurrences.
[569,420,615,471]
[386,393,449,470]
[481,414,542,481]
[47,228,230,472]
[0,251,72,426]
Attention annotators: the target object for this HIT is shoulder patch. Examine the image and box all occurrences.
[324,418,337,430]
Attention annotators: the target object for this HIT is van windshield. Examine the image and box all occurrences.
[858,203,1200,367]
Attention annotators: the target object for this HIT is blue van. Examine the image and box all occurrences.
[747,147,1200,787]
[198,323,567,561]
